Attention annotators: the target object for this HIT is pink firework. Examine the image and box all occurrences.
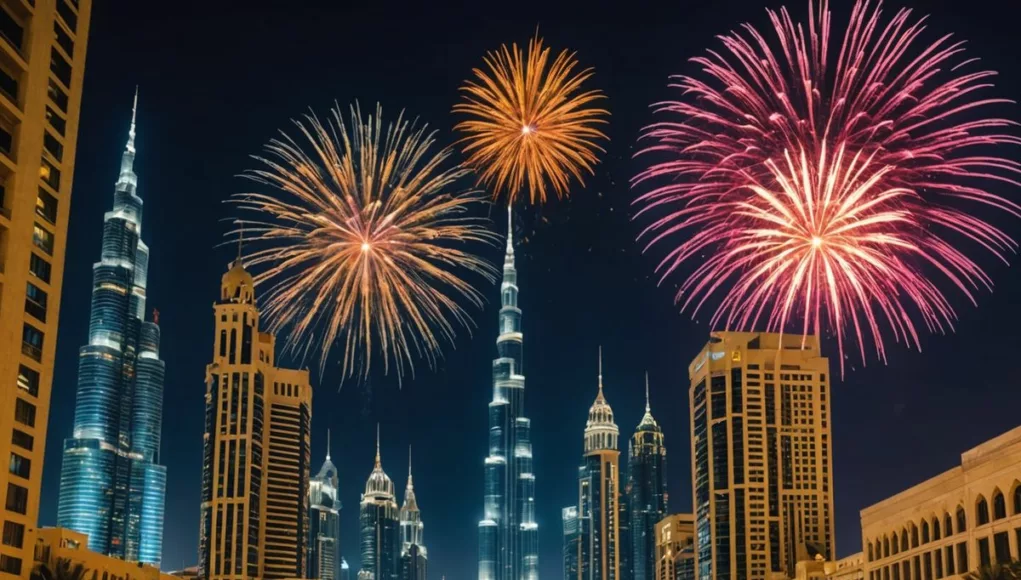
[634,0,1021,370]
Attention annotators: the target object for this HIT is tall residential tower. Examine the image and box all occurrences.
[478,208,538,580]
[627,376,668,580]
[0,2,92,577]
[577,351,620,580]
[360,429,400,580]
[688,332,834,579]
[198,259,312,580]
[399,449,426,580]
[57,91,167,566]
[309,432,341,580]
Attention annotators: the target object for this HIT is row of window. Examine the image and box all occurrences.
[869,485,1021,562]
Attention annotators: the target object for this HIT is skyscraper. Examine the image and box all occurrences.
[198,259,313,580]
[627,376,668,580]
[688,332,834,579]
[577,351,620,580]
[562,507,579,580]
[0,2,92,576]
[478,208,538,580]
[618,489,631,580]
[360,429,399,580]
[56,90,167,567]
[309,432,341,580]
[400,449,426,580]
[653,515,694,580]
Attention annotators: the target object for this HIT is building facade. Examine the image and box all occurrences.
[400,449,427,580]
[628,377,668,580]
[653,514,694,580]
[861,425,1021,579]
[479,208,538,580]
[309,434,341,580]
[0,1,92,576]
[198,259,312,580]
[577,353,620,580]
[688,332,835,580]
[562,507,579,580]
[360,431,399,580]
[32,528,173,580]
[57,91,167,567]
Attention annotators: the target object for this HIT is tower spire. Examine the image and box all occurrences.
[645,371,651,412]
[127,86,138,154]
[375,424,381,468]
[326,428,331,461]
[407,445,413,487]
[598,346,604,395]
[506,204,513,254]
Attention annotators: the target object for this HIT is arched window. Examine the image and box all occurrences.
[901,529,909,552]
[869,542,875,562]
[911,523,919,548]
[883,536,890,558]
[921,520,930,544]
[944,513,953,536]
[957,506,967,532]
[932,517,941,540]
[977,495,990,526]
[875,540,883,560]
[891,533,899,555]
[993,490,1007,520]
[1014,483,1021,515]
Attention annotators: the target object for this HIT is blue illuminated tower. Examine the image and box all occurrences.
[479,207,538,580]
[627,375,667,580]
[360,427,400,580]
[56,91,167,566]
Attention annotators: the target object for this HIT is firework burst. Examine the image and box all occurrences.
[635,0,1021,370]
[231,103,498,383]
[454,35,609,206]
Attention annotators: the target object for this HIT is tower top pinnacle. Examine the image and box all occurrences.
[506,205,513,254]
[127,86,138,154]
[375,423,381,468]
[645,371,650,413]
[326,428,331,461]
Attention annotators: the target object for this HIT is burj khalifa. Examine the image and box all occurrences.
[478,208,538,580]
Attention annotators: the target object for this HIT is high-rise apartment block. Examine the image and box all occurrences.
[399,451,426,580]
[0,1,91,577]
[627,378,667,580]
[653,514,694,580]
[57,91,167,567]
[478,208,538,580]
[308,435,341,580]
[198,259,312,580]
[360,431,399,580]
[562,507,579,580]
[577,353,621,580]
[688,332,834,579]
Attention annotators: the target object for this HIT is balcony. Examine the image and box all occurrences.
[21,341,41,362]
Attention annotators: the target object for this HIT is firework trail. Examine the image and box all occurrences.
[231,103,498,384]
[635,0,1021,371]
[455,35,609,206]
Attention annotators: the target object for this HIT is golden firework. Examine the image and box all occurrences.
[454,36,609,206]
[231,103,498,383]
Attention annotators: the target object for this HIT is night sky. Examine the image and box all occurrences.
[38,1,1021,578]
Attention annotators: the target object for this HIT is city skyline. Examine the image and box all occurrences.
[32,2,1021,580]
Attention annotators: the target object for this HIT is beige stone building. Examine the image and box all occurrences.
[32,528,173,580]
[860,425,1021,580]
[688,332,835,579]
[654,514,694,580]
[0,1,91,578]
[197,260,312,580]
[790,553,864,580]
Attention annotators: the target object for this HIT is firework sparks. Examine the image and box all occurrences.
[635,0,1021,371]
[454,35,609,206]
[231,103,498,383]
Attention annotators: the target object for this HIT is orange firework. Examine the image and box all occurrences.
[231,103,498,384]
[454,36,609,206]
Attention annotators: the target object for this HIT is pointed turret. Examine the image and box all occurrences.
[364,425,395,501]
[585,346,619,453]
[636,371,662,433]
